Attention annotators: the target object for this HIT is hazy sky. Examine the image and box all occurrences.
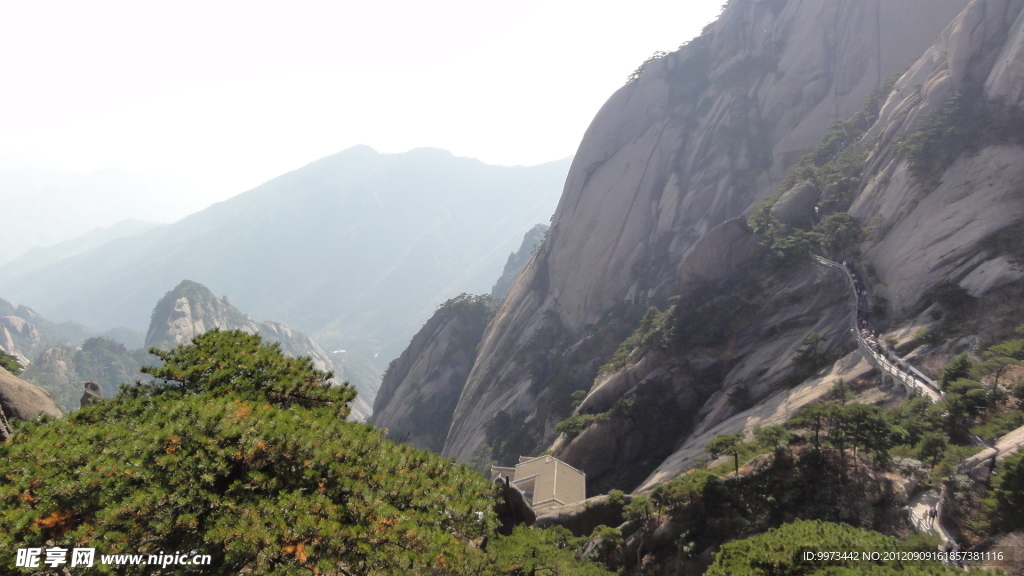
[0,1,724,207]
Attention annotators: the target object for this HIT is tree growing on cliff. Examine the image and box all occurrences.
[623,495,657,567]
[706,519,979,575]
[987,447,1024,533]
[707,432,747,476]
[0,349,22,375]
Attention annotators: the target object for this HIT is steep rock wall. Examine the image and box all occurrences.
[611,0,1024,491]
[443,0,971,462]
[851,0,1024,311]
[370,295,495,451]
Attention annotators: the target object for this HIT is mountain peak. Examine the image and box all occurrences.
[143,279,373,420]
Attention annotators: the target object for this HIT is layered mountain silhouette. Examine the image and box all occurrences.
[0,147,570,403]
[0,168,190,264]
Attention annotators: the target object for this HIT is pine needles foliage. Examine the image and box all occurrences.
[707,519,981,575]
[0,330,609,575]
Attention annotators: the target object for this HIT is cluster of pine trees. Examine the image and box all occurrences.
[0,330,611,575]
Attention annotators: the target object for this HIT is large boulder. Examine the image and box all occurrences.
[677,217,765,290]
[0,365,61,421]
[80,381,103,408]
[769,181,819,228]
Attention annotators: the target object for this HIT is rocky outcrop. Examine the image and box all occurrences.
[851,0,1024,311]
[146,280,332,369]
[370,295,496,451]
[769,182,819,227]
[145,280,247,350]
[0,298,96,364]
[557,260,856,493]
[491,225,549,299]
[145,280,371,420]
[0,365,61,421]
[676,217,763,290]
[441,0,973,465]
[80,381,102,408]
[0,315,39,367]
[636,350,873,492]
[960,421,1024,482]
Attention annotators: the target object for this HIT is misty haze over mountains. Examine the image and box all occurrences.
[7,0,1024,572]
[0,146,569,399]
[0,168,201,264]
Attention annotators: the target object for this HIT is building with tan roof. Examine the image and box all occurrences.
[491,455,585,512]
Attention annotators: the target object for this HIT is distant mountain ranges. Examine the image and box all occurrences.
[4,280,369,418]
[0,147,568,362]
[0,167,193,265]
[0,147,568,413]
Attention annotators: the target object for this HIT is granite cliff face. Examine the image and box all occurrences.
[371,224,550,437]
[850,0,1024,311]
[370,295,496,451]
[491,225,549,300]
[428,0,1024,491]
[0,298,94,366]
[146,280,372,420]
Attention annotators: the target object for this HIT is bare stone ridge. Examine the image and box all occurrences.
[370,294,495,451]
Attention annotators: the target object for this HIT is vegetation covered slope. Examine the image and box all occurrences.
[19,337,152,411]
[0,331,611,575]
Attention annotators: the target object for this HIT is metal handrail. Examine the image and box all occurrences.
[811,254,943,401]
[813,253,992,556]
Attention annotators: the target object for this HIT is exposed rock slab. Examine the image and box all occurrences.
[370,296,494,451]
[852,0,1024,311]
[636,350,872,493]
[854,146,1024,311]
[442,0,971,463]
[0,365,61,421]
[769,181,818,228]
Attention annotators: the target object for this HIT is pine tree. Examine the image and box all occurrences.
[0,330,610,575]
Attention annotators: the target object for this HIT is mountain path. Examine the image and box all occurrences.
[812,254,990,553]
